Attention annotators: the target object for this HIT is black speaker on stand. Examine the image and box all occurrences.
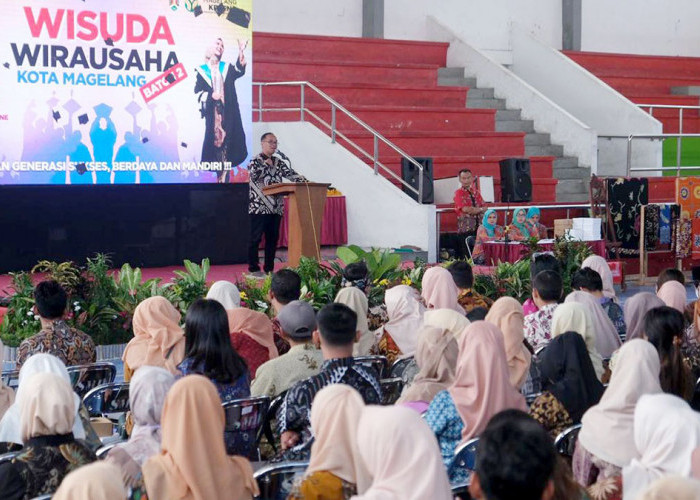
[401,157,434,204]
[499,158,532,203]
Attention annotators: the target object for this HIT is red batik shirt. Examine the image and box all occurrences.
[454,186,485,233]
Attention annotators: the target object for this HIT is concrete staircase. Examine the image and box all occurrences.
[438,68,590,202]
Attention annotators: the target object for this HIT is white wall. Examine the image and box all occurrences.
[253,122,437,261]
[254,0,362,37]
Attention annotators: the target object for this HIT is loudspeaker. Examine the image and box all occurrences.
[499,158,532,202]
[401,157,434,204]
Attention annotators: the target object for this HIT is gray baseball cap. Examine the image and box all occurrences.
[278,300,317,339]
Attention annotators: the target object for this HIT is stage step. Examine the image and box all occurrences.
[565,50,700,79]
[525,144,565,157]
[496,119,535,133]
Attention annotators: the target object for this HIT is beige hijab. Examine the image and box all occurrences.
[352,405,453,500]
[397,325,459,404]
[624,292,665,341]
[420,266,465,315]
[423,309,470,338]
[581,255,617,301]
[383,285,426,356]
[0,340,14,420]
[19,372,75,442]
[306,385,371,492]
[448,321,528,444]
[551,303,604,379]
[335,287,374,356]
[122,296,185,376]
[565,291,621,358]
[227,308,278,359]
[639,477,700,500]
[206,281,241,310]
[143,375,258,500]
[485,297,532,389]
[53,462,127,500]
[657,280,688,314]
[578,339,662,467]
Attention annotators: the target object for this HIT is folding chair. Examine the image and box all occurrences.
[68,362,117,398]
[222,395,270,460]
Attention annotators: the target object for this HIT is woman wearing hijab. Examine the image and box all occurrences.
[582,255,617,302]
[530,332,605,438]
[472,209,503,265]
[573,340,662,488]
[0,373,96,499]
[335,287,374,356]
[420,266,465,315]
[206,280,241,310]
[423,321,527,484]
[565,291,622,359]
[143,375,259,500]
[105,366,175,488]
[525,207,548,239]
[683,300,700,378]
[122,296,186,381]
[288,385,370,500]
[551,303,605,380]
[624,293,665,341]
[396,324,459,413]
[0,340,14,421]
[353,405,453,500]
[375,285,425,364]
[53,462,127,500]
[507,207,531,241]
[227,306,277,378]
[423,309,470,338]
[485,297,532,390]
[657,280,688,315]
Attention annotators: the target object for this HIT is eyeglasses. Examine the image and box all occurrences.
[263,140,278,145]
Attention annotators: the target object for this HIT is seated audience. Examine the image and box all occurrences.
[375,285,425,364]
[524,270,562,351]
[122,296,185,380]
[683,300,700,378]
[565,290,622,359]
[335,287,374,356]
[396,324,459,413]
[572,267,627,342]
[657,267,686,291]
[624,292,664,341]
[424,321,527,484]
[657,279,688,315]
[0,372,96,499]
[52,462,127,500]
[421,266,465,314]
[507,208,531,241]
[467,306,489,321]
[106,366,175,488]
[288,385,370,500]
[341,261,370,292]
[0,340,14,421]
[251,300,324,398]
[277,303,381,458]
[643,306,693,401]
[227,306,277,378]
[523,254,562,316]
[472,209,503,265]
[485,297,532,390]
[353,405,453,500]
[447,260,493,313]
[525,207,548,240]
[574,339,662,489]
[143,375,259,500]
[206,280,241,310]
[581,255,617,302]
[530,332,604,437]
[423,308,470,338]
[551,303,604,380]
[16,280,95,369]
[638,476,700,500]
[269,269,303,355]
[469,410,556,500]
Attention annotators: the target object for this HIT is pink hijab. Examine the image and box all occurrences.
[582,255,617,301]
[657,281,688,314]
[448,321,527,444]
[420,266,465,315]
[565,291,621,358]
[485,297,532,389]
[227,308,278,359]
[624,293,665,341]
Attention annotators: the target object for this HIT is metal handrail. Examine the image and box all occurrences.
[253,81,427,203]
[599,133,700,176]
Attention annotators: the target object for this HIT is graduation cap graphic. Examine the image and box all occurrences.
[227,6,251,28]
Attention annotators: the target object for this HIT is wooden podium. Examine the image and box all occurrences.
[262,182,330,267]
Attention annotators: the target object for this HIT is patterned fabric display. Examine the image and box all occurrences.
[606,177,649,255]
[693,219,700,259]
[676,178,700,258]
[643,204,660,250]
[659,204,672,245]
[677,219,692,259]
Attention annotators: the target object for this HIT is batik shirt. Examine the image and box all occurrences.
[524,303,558,352]
[423,390,468,485]
[251,343,324,398]
[16,320,96,369]
[248,153,306,215]
[600,298,627,343]
[457,288,493,314]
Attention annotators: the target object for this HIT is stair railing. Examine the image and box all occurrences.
[253,81,426,203]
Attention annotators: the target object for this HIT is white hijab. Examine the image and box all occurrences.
[206,281,241,310]
[335,287,374,356]
[0,353,85,444]
[383,285,426,357]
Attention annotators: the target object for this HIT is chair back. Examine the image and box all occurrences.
[0,451,20,466]
[554,423,582,457]
[222,396,270,459]
[254,461,309,500]
[83,382,130,418]
[389,356,419,386]
[453,437,479,472]
[261,390,287,454]
[354,355,388,378]
[68,363,117,398]
[30,496,53,500]
[95,440,127,459]
[525,392,543,406]
[1,370,19,390]
[451,482,471,500]
[379,377,404,405]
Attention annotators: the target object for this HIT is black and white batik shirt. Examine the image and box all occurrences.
[247,153,305,215]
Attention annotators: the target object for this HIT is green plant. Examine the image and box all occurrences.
[335,246,403,282]
[30,260,83,297]
[238,275,272,315]
[0,272,40,347]
[553,236,594,296]
[170,258,210,315]
[294,257,342,310]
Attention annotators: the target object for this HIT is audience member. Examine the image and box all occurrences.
[354,405,453,500]
[485,297,532,390]
[0,340,14,421]
[269,269,302,355]
[277,303,381,457]
[52,462,127,500]
[530,332,604,437]
[551,303,604,380]
[524,270,562,351]
[447,260,493,313]
[0,373,96,499]
[341,261,370,291]
[227,307,277,378]
[421,266,465,314]
[581,255,617,301]
[472,209,503,265]
[638,476,700,500]
[683,300,700,378]
[106,366,175,489]
[523,254,562,316]
[335,287,374,356]
[507,208,531,241]
[525,207,548,240]
[657,280,688,315]
[572,267,627,342]
[423,308,470,338]
[16,280,96,369]
[574,340,662,488]
[424,321,527,484]
[288,385,370,499]
[143,375,258,500]
[122,296,185,380]
[469,410,556,500]
[375,285,425,364]
[206,280,241,310]
[623,292,664,341]
[251,300,323,398]
[657,267,686,291]
[467,306,489,321]
[565,290,622,358]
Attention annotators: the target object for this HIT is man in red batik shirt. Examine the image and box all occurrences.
[453,169,487,258]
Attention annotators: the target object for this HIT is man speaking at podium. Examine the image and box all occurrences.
[247,132,307,276]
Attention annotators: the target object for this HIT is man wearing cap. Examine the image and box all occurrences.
[251,300,324,398]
